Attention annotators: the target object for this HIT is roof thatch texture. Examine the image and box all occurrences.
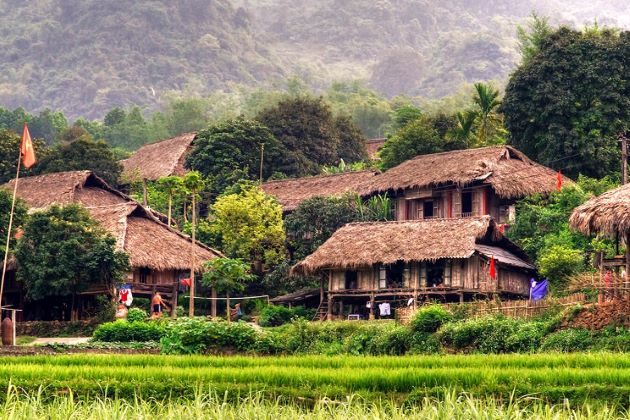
[121,133,196,181]
[87,203,221,271]
[366,138,386,159]
[569,183,630,237]
[366,146,570,198]
[261,170,379,211]
[292,216,531,275]
[3,170,129,210]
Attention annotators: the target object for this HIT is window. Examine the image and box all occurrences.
[139,267,150,284]
[379,262,405,289]
[345,271,358,289]
[462,191,473,216]
[444,260,452,286]
[423,200,434,218]
[426,261,446,287]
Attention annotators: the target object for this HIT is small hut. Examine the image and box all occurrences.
[292,216,535,320]
[570,183,630,279]
[261,170,379,212]
[121,133,196,181]
[2,171,221,319]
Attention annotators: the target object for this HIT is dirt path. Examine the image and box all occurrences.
[30,337,91,345]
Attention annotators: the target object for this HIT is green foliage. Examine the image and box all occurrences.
[16,205,130,302]
[258,305,314,327]
[537,245,584,289]
[185,118,283,194]
[160,318,257,354]
[206,185,286,269]
[201,257,255,296]
[94,296,116,324]
[0,129,49,184]
[257,96,366,176]
[540,329,593,352]
[517,13,553,65]
[503,27,630,179]
[354,194,394,221]
[127,307,148,323]
[284,196,359,261]
[0,189,28,254]
[410,305,452,334]
[92,320,167,342]
[471,83,506,146]
[34,135,122,186]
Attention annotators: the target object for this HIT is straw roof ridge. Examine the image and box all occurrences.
[121,132,196,181]
[261,170,380,211]
[569,183,630,237]
[291,215,533,275]
[366,145,570,199]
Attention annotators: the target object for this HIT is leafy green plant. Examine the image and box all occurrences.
[127,307,148,323]
[541,329,593,352]
[92,320,167,342]
[410,305,452,334]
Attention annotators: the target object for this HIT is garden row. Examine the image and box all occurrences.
[90,305,630,355]
[0,353,628,405]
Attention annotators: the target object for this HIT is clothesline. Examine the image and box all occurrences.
[182,294,270,303]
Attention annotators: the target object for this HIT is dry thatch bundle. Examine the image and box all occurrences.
[367,146,569,198]
[261,170,379,211]
[569,183,630,237]
[121,133,196,181]
[291,216,533,275]
[366,138,386,159]
[3,170,129,210]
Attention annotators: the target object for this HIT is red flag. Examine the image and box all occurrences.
[20,123,36,169]
[489,256,496,280]
[180,278,191,287]
[556,170,562,192]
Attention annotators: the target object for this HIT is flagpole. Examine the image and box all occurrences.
[0,143,23,313]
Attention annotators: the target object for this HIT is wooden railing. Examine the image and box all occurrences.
[397,293,587,324]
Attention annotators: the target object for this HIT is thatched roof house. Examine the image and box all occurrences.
[366,146,569,198]
[366,138,386,159]
[121,133,196,181]
[261,170,379,212]
[3,171,220,272]
[292,216,533,275]
[569,183,630,237]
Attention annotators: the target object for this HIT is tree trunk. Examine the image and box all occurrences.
[167,194,172,227]
[211,288,217,317]
[188,194,196,317]
[226,292,230,324]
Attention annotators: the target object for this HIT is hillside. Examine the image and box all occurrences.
[0,0,627,118]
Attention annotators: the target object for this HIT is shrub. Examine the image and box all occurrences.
[160,318,259,354]
[127,308,148,323]
[410,305,452,333]
[92,320,167,342]
[591,327,630,352]
[94,296,116,323]
[258,305,314,327]
[541,329,593,352]
[409,332,441,354]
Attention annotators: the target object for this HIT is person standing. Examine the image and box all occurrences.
[151,292,170,318]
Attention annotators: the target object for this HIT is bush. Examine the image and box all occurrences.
[258,305,314,327]
[409,332,441,354]
[541,329,593,352]
[127,307,148,323]
[92,320,167,342]
[591,327,630,352]
[410,305,452,333]
[160,318,259,354]
[94,296,116,323]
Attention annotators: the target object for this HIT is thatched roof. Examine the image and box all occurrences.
[569,183,630,237]
[87,203,221,271]
[261,170,379,211]
[3,170,130,210]
[3,171,221,271]
[292,216,532,275]
[121,133,196,181]
[366,138,386,159]
[366,146,570,199]
[270,288,320,304]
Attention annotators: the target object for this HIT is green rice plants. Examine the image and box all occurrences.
[410,304,452,333]
[541,329,593,352]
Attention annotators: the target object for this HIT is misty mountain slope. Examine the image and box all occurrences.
[0,0,626,118]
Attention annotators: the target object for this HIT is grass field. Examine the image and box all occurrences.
[0,353,628,406]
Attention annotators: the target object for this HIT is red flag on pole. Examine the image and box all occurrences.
[556,170,562,192]
[489,256,497,280]
[20,123,36,169]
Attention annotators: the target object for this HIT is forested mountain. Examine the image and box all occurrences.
[0,0,627,118]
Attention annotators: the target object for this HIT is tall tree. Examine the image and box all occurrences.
[201,257,254,322]
[35,129,123,186]
[0,190,27,254]
[503,28,629,178]
[16,205,129,320]
[156,176,184,227]
[472,82,504,146]
[185,118,284,196]
[183,171,205,317]
[0,130,48,184]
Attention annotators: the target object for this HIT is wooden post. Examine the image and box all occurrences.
[338,300,343,319]
[211,288,217,317]
[226,293,230,324]
[319,277,324,306]
[327,295,333,321]
[369,294,375,320]
[171,281,178,318]
[625,232,630,299]
[188,193,196,317]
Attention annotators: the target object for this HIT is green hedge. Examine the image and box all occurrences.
[92,320,167,342]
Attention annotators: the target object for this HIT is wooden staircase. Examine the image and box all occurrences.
[312,299,328,321]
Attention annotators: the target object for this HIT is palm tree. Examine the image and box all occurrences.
[156,175,183,227]
[450,110,478,146]
[183,171,205,317]
[473,83,501,146]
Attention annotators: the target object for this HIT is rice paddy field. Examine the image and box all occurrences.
[0,353,628,418]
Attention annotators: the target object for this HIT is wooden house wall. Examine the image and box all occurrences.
[498,269,530,295]
[131,268,178,285]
